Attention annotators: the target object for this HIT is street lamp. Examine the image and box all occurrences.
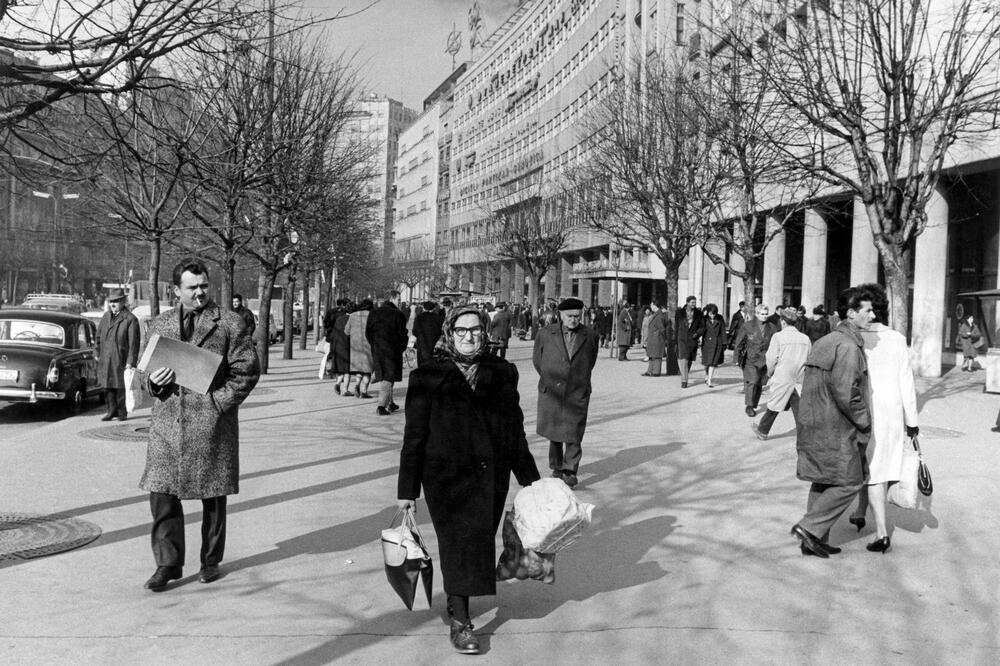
[31,190,78,293]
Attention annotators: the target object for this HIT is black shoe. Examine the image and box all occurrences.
[991,426,1000,433]
[790,524,830,558]
[359,393,374,399]
[681,381,688,389]
[334,384,342,395]
[848,515,866,532]
[641,372,652,376]
[562,473,579,488]
[745,406,756,417]
[450,620,480,654]
[376,406,391,416]
[115,415,128,422]
[389,402,400,412]
[199,565,221,583]
[551,469,563,479]
[100,414,115,422]
[866,536,891,553]
[144,566,182,591]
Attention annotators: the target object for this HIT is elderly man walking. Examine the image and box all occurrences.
[533,297,599,488]
[752,307,811,440]
[790,286,874,558]
[96,288,140,421]
[366,290,409,416]
[734,303,776,417]
[140,259,260,590]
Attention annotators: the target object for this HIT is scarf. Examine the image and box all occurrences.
[434,305,490,386]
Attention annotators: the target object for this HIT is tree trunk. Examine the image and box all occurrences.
[881,249,911,336]
[219,253,235,312]
[299,268,310,351]
[664,264,680,376]
[257,271,275,375]
[147,236,162,317]
[283,268,296,360]
[526,269,540,311]
[742,271,757,309]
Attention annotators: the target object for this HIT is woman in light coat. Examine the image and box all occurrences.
[343,299,374,398]
[850,284,918,553]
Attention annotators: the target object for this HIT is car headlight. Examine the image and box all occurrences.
[46,362,60,384]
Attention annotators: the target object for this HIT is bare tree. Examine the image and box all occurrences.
[730,0,1000,332]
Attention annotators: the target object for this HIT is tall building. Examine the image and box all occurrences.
[347,94,417,262]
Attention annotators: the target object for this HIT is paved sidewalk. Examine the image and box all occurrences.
[1,340,998,665]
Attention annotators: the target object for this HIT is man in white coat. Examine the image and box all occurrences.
[752,307,811,440]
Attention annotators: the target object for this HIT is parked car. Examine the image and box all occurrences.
[0,309,100,411]
[20,293,86,314]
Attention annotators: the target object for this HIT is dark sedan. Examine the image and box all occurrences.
[0,309,100,411]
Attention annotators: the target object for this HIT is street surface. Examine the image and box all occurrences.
[1,340,998,665]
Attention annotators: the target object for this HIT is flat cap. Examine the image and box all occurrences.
[557,297,585,311]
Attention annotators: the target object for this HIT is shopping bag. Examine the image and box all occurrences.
[914,436,933,496]
[123,367,151,414]
[381,507,433,610]
[512,478,595,553]
[496,510,555,584]
[887,438,921,509]
[403,347,417,369]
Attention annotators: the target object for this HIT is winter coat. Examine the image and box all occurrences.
[366,302,409,382]
[344,310,373,373]
[324,309,351,374]
[804,317,831,344]
[489,309,514,347]
[675,306,706,361]
[764,325,811,412]
[412,309,445,367]
[397,356,540,596]
[644,309,669,359]
[701,316,727,367]
[140,301,260,499]
[733,318,775,370]
[862,324,919,484]
[615,308,633,346]
[795,322,871,486]
[233,305,256,337]
[96,308,140,389]
[957,321,982,357]
[727,310,748,345]
[533,323,599,443]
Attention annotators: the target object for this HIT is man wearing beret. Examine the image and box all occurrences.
[96,288,140,421]
[532,297,600,488]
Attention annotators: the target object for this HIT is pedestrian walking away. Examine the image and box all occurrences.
[733,303,776,416]
[790,285,874,559]
[231,293,256,338]
[533,297,599,488]
[804,305,832,344]
[751,307,810,440]
[642,300,669,376]
[366,290,409,415]
[675,296,705,388]
[488,301,514,359]
[413,300,445,367]
[344,299,375,398]
[139,259,260,591]
[397,305,540,655]
[96,287,140,421]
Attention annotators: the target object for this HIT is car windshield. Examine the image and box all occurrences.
[0,319,66,346]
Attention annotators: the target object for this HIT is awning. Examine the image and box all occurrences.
[957,289,1000,299]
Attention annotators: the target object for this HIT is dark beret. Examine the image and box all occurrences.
[557,298,585,311]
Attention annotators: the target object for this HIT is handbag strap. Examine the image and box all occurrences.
[911,435,923,458]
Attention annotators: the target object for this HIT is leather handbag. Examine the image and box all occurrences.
[914,436,933,496]
[381,507,433,610]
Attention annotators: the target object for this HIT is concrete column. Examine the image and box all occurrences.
[472,264,483,295]
[762,216,786,308]
[461,265,473,293]
[560,255,574,299]
[702,243,726,310]
[687,246,705,301]
[911,186,949,378]
[851,197,879,284]
[579,278,593,306]
[499,262,512,303]
[513,263,525,303]
[801,208,828,309]
[598,278,612,306]
[728,249,747,316]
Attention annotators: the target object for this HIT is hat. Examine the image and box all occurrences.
[779,307,798,324]
[421,300,436,311]
[107,288,127,303]
[557,297,585,311]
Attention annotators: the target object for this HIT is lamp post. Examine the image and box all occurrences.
[31,189,78,292]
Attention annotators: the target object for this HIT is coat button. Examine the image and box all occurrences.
[480,462,487,470]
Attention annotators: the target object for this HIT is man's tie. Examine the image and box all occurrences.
[182,311,197,342]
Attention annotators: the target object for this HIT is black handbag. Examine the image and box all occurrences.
[913,436,933,497]
[381,507,433,610]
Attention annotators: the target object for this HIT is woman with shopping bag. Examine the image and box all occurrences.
[396,305,540,655]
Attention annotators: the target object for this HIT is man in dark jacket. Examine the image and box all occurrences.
[366,290,409,415]
[413,300,444,367]
[791,286,874,558]
[727,301,750,349]
[675,295,705,388]
[231,294,256,338]
[488,301,513,359]
[615,299,633,361]
[733,303,777,416]
[532,297,599,488]
[96,288,140,421]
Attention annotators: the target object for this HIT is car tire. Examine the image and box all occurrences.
[65,382,85,414]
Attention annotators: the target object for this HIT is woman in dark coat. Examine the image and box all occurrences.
[956,314,982,371]
[397,306,540,655]
[325,301,352,394]
[701,303,726,387]
[642,301,669,376]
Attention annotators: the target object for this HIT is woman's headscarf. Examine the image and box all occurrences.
[435,305,491,365]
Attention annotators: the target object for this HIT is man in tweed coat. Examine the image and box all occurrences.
[140,259,260,591]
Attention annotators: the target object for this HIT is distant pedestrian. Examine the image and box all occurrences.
[804,305,832,343]
[642,300,669,376]
[344,299,374,398]
[366,290,409,416]
[96,287,140,421]
[793,305,807,334]
[675,295,705,388]
[413,300,444,367]
[790,286,874,558]
[639,305,651,350]
[700,303,726,388]
[488,301,513,359]
[615,299,634,361]
[727,300,750,349]
[140,259,260,590]
[734,303,776,417]
[325,300,351,392]
[231,294,256,338]
[397,305,540,655]
[956,313,983,372]
[533,297,599,488]
[752,307,811,440]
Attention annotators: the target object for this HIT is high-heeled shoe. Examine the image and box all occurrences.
[866,536,891,553]
[848,515,866,532]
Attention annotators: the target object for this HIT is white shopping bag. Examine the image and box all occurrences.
[512,478,595,553]
[124,367,152,413]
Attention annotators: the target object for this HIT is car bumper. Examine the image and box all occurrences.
[0,386,65,402]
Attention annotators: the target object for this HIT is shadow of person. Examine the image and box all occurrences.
[577,442,684,488]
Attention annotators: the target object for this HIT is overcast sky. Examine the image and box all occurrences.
[313,0,523,110]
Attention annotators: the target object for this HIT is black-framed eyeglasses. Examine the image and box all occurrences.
[454,326,484,337]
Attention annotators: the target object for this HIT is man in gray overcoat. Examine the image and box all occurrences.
[140,259,260,590]
[791,286,874,558]
[533,297,599,488]
[96,288,139,421]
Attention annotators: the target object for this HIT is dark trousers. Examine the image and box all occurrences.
[549,440,582,474]
[743,364,766,408]
[617,345,629,361]
[759,391,799,435]
[646,357,662,375]
[797,481,864,541]
[149,492,227,568]
[104,388,126,417]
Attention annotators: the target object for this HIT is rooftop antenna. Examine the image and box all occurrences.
[445,22,462,70]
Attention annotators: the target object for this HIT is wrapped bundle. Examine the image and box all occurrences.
[512,478,595,553]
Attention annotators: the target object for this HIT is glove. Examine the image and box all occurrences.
[905,425,919,438]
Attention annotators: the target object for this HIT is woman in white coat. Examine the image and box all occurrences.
[850,284,919,553]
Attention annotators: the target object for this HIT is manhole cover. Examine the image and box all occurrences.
[0,513,102,561]
[79,423,151,442]
[920,425,964,439]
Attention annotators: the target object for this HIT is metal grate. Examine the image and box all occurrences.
[0,513,102,561]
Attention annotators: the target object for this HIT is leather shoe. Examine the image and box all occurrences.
[561,473,579,488]
[144,566,182,591]
[389,402,400,412]
[751,422,767,441]
[376,406,391,416]
[991,426,1000,433]
[199,565,221,583]
[100,414,115,422]
[450,620,480,654]
[790,524,830,558]
[745,406,756,417]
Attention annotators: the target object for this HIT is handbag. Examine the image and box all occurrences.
[380,507,433,610]
[887,436,927,509]
[914,436,933,496]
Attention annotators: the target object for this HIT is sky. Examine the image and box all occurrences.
[312,0,523,111]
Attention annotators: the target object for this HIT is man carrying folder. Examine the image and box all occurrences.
[139,259,260,591]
